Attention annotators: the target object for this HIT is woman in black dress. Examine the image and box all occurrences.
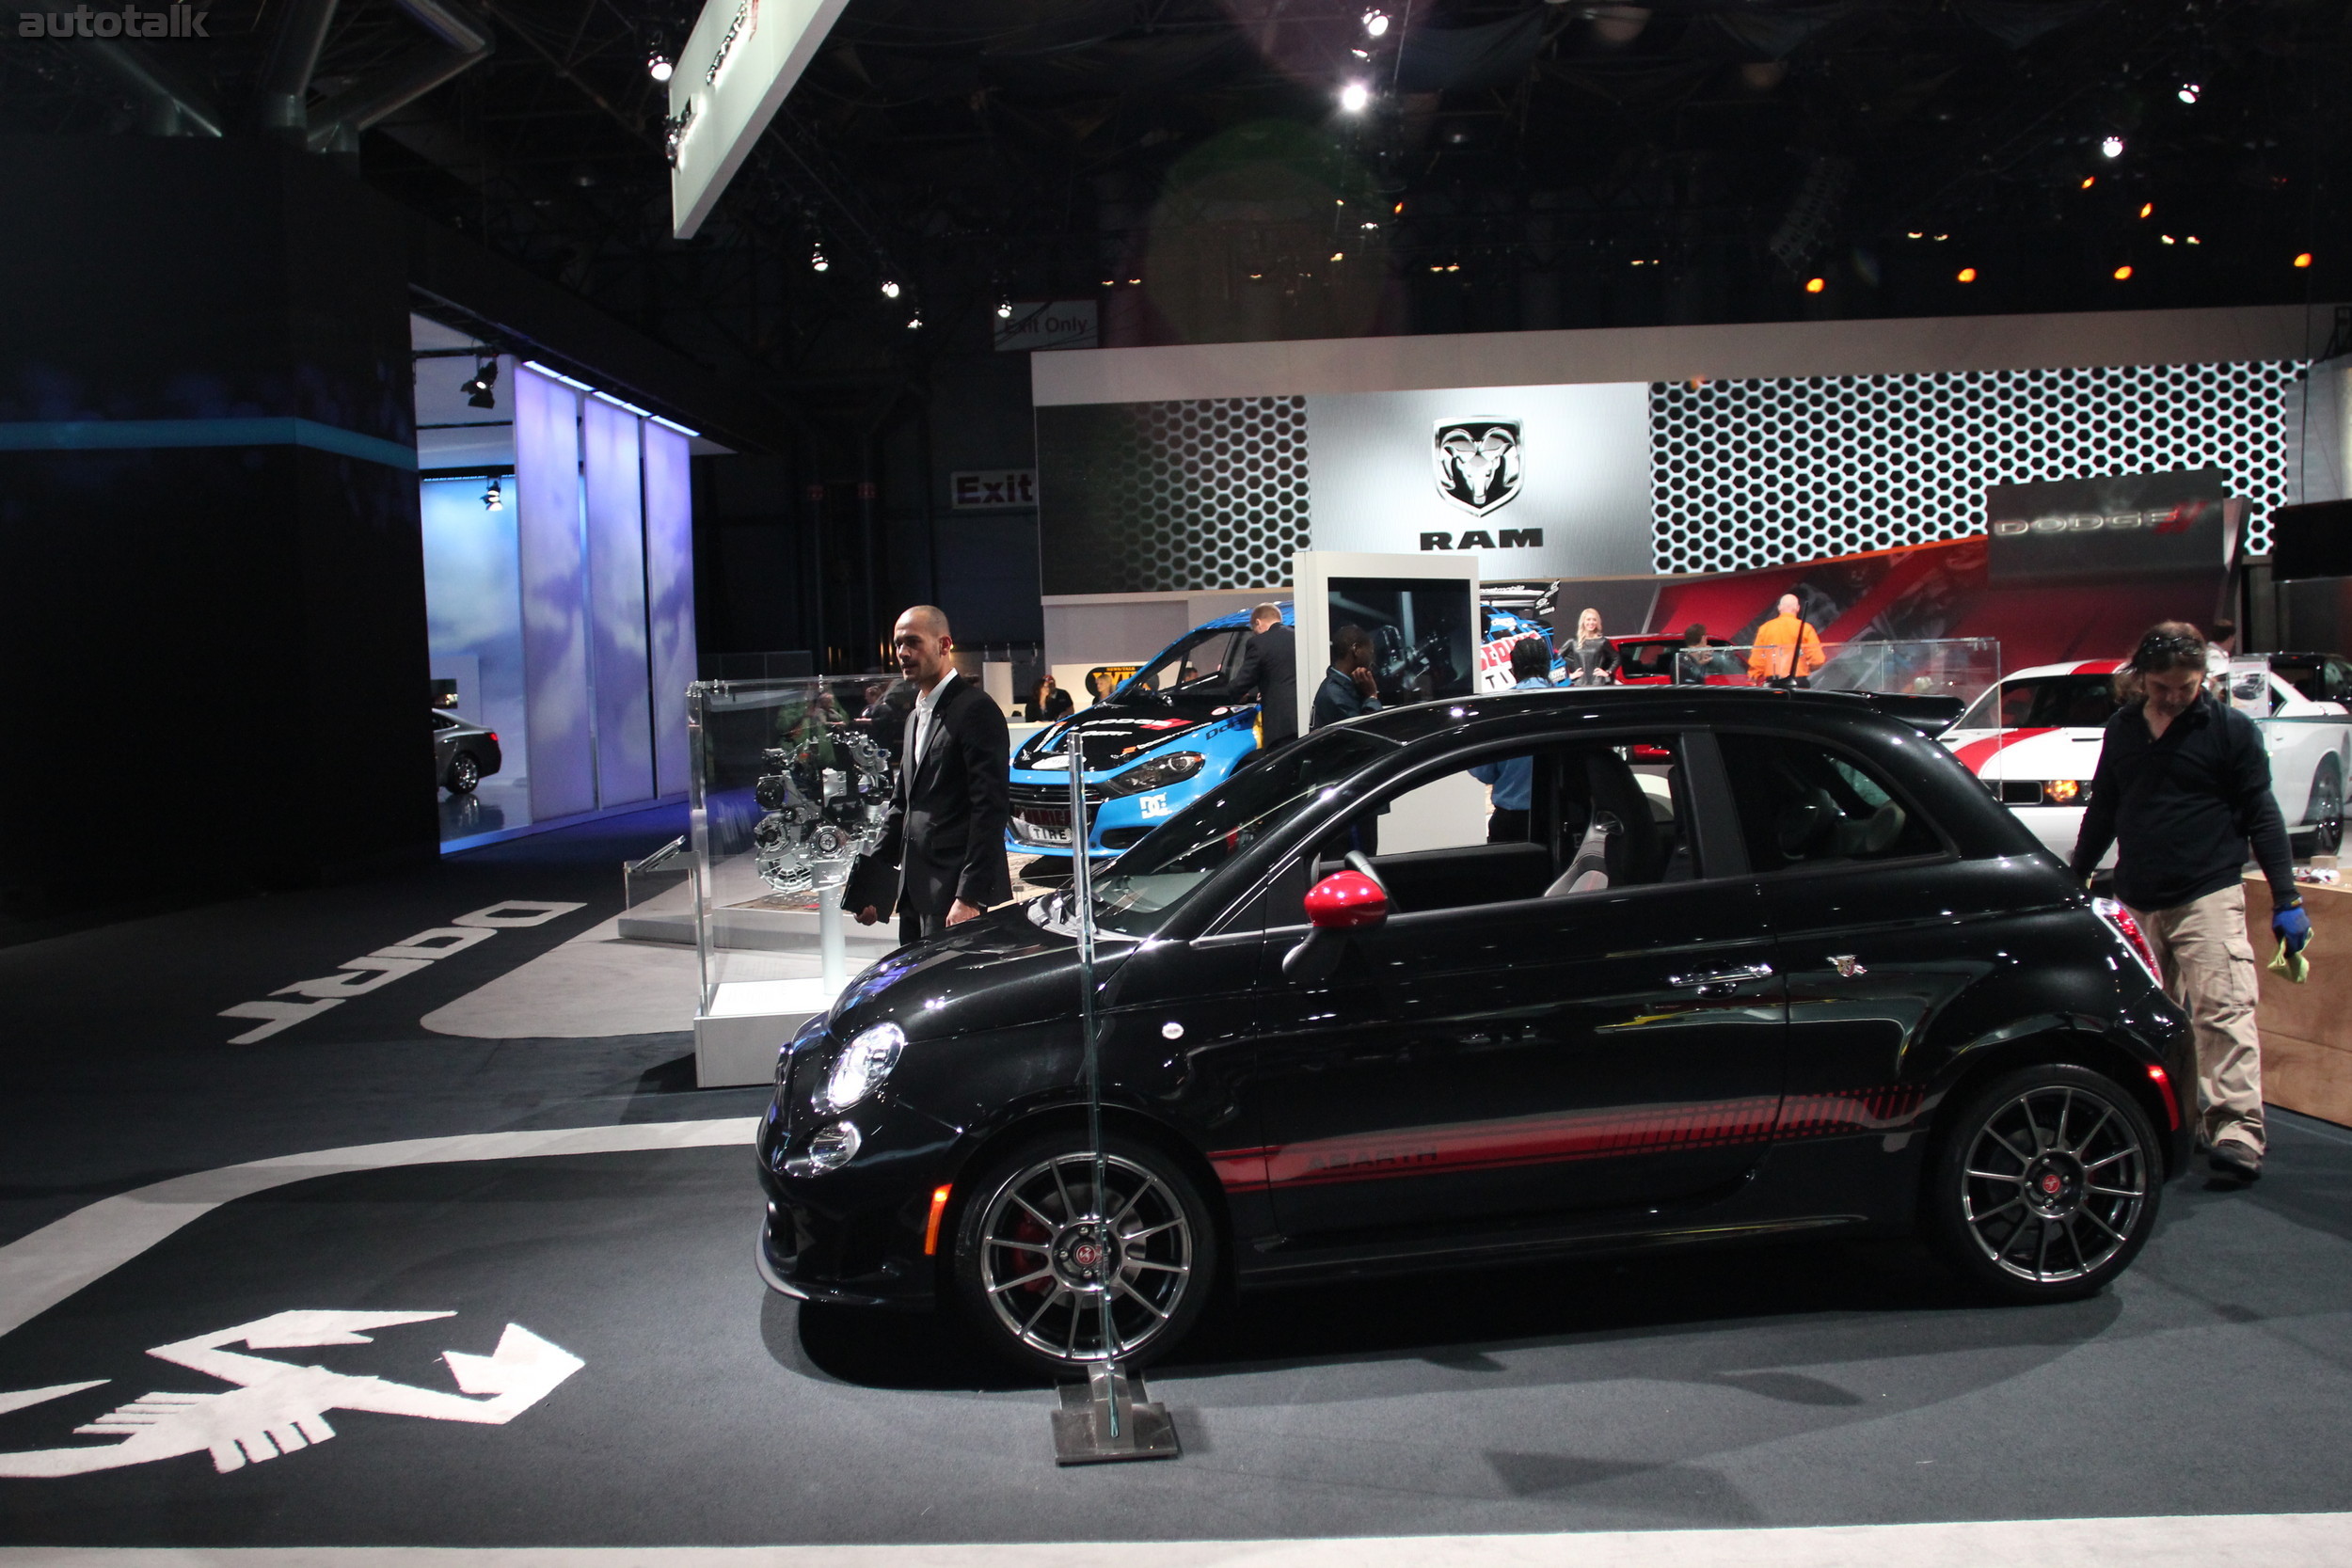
[1566,607,1617,687]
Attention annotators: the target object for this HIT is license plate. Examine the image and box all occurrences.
[1017,816,1071,846]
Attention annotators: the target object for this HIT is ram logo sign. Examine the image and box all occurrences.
[1433,419,1523,516]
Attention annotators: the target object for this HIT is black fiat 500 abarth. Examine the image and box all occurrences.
[755,686,2195,1374]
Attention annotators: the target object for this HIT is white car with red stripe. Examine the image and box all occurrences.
[1942,656,2352,865]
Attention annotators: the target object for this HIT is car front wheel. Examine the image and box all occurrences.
[1922,1062,2161,1302]
[948,1130,1217,1377]
[445,751,482,793]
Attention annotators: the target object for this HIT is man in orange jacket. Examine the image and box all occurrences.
[1748,594,1826,686]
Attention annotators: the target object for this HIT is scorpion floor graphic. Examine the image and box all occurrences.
[0,1309,582,1478]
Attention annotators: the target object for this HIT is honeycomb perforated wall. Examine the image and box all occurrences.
[1649,361,2303,575]
[1034,395,1309,595]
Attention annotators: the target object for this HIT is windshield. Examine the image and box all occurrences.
[1088,728,1397,936]
[1115,627,1242,702]
[1958,673,2122,730]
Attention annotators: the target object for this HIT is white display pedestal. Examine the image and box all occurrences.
[695,976,838,1088]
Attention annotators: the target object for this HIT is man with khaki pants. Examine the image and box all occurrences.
[2072,624,2312,1183]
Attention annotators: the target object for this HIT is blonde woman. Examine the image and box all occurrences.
[1565,607,1617,687]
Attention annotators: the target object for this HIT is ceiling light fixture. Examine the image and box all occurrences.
[1804,277,1824,293]
[2186,235,2201,245]
[483,478,503,512]
[995,297,1013,319]
[1907,230,1924,239]
[461,357,498,409]
[2101,135,2125,159]
[1339,81,1371,113]
[2139,202,2153,218]
[907,313,923,330]
[646,49,673,82]
[880,279,900,298]
[1127,277,1141,286]
[2112,264,2133,280]
[1330,251,1344,261]
[2080,175,2096,189]
[2177,82,2201,104]
[1362,8,1390,37]
[809,245,828,272]
[2161,234,2176,245]
[2296,252,2314,268]
[1957,266,1978,283]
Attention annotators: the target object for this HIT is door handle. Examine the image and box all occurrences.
[1669,962,1773,996]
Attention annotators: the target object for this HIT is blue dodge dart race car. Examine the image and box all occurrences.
[1008,598,1562,865]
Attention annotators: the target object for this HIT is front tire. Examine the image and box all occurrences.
[1922,1063,2161,1302]
[948,1130,1218,1377]
[445,751,482,794]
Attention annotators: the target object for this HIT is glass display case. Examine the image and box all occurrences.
[1675,636,2000,709]
[685,676,908,1086]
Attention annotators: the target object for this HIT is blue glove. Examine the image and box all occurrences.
[2274,901,2312,954]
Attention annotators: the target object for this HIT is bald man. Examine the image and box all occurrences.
[851,605,1012,942]
[1748,594,1825,687]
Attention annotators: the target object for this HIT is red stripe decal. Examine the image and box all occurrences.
[2071,659,2122,675]
[1206,1086,1928,1193]
[1949,727,2053,775]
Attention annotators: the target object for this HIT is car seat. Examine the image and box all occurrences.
[1543,750,1663,895]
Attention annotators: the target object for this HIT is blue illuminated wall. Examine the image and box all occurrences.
[420,477,528,762]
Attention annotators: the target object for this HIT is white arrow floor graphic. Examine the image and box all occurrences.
[0,1309,582,1478]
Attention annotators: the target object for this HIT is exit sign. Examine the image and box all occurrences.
[950,469,1037,511]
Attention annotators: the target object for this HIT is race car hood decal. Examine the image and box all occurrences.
[1946,727,2056,775]
[1016,710,1220,773]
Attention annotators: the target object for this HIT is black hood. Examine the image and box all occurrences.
[826,900,1120,1045]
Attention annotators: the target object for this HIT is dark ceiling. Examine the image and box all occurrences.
[8,0,2348,396]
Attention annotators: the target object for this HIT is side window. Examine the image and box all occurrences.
[1284,735,1700,924]
[2327,659,2352,705]
[1714,732,1944,873]
[432,713,456,731]
[1178,630,1239,687]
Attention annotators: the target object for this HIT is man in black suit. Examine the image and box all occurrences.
[1217,603,1299,748]
[850,605,1012,943]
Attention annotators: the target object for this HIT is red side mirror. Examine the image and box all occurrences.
[1304,870,1388,930]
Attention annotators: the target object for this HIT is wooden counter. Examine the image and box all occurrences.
[2243,877,2352,1127]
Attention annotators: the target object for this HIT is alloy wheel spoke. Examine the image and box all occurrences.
[2085,1181,2141,1198]
[2071,1104,2115,1159]
[2083,1148,2138,1174]
[2034,1215,2055,1278]
[1122,1257,1189,1275]
[1011,1193,1060,1231]
[1050,1160,1077,1225]
[2076,1205,2125,1243]
[1987,1125,2034,1165]
[1120,1218,1185,1243]
[1022,1285,1065,1338]
[1114,1278,1170,1321]
[1965,1168,2026,1183]
[2053,1088,2075,1153]
[988,1265,1056,1295]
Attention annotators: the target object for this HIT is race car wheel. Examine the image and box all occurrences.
[445,751,482,794]
[2307,761,2343,858]
[950,1130,1217,1377]
[1923,1063,2160,1303]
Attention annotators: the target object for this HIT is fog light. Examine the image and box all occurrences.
[784,1120,862,1177]
[2045,779,2080,803]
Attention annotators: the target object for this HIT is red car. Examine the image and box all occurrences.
[1609,634,1740,685]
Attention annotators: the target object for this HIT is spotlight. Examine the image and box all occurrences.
[2186,235,2201,245]
[1362,8,1389,36]
[2080,175,2096,189]
[1907,231,1924,239]
[1100,278,1115,287]
[483,478,503,512]
[1330,251,1345,261]
[995,297,1013,319]
[461,357,498,409]
[2101,135,2125,159]
[2177,82,2201,104]
[2161,234,2176,245]
[2296,252,2314,268]
[810,245,828,272]
[880,279,900,298]
[1804,277,1824,293]
[2112,264,2133,280]
[907,312,923,330]
[646,49,673,82]
[1339,81,1371,113]
[1392,200,1405,214]
[2139,202,2153,218]
[1127,277,1140,286]
[1933,234,1948,242]
[1957,266,1978,283]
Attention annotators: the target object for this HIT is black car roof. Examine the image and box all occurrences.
[1330,683,1940,748]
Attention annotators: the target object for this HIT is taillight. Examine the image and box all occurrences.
[487,732,499,743]
[2095,897,2162,985]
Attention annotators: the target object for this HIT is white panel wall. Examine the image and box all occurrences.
[515,366,596,821]
[643,420,698,798]
[583,397,654,806]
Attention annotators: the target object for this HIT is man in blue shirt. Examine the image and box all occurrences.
[1470,638,1557,841]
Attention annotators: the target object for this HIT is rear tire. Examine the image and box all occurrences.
[948,1129,1218,1378]
[445,752,482,794]
[2305,760,2343,857]
[1921,1062,2161,1302]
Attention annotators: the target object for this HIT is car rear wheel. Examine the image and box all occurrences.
[1923,1063,2160,1302]
[445,751,482,794]
[2307,761,2343,857]
[949,1130,1217,1377]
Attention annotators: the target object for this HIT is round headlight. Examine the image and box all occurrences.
[783,1120,863,1177]
[815,1022,905,1114]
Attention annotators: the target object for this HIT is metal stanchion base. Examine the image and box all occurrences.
[1050,1363,1180,1465]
